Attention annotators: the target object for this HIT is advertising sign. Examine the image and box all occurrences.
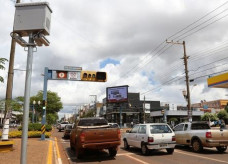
[106,85,128,103]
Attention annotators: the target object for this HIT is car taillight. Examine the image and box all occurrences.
[80,132,85,143]
[206,132,212,138]
[148,137,154,142]
[172,136,176,141]
[117,129,121,139]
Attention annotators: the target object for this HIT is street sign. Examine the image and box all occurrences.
[68,71,81,80]
[57,71,67,79]
[64,66,82,71]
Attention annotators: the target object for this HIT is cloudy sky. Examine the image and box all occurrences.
[1,0,228,118]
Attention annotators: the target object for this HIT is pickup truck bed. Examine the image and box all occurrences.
[70,117,121,159]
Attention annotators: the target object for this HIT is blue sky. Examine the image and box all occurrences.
[100,58,120,69]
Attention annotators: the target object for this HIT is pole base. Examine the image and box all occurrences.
[0,140,14,153]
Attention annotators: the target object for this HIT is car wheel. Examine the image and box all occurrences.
[109,148,117,157]
[124,140,129,150]
[216,146,227,153]
[141,144,149,155]
[166,148,174,154]
[192,139,203,153]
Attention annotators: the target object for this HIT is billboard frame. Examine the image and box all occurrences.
[106,85,129,104]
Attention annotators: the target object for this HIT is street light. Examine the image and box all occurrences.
[32,100,40,123]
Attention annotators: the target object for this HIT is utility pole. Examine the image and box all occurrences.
[143,95,145,123]
[166,40,192,122]
[2,0,21,141]
[89,95,97,117]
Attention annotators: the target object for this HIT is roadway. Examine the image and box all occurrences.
[52,128,228,164]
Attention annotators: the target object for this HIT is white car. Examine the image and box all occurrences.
[123,123,176,155]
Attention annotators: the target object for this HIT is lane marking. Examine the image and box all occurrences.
[125,154,150,164]
[47,140,53,164]
[55,137,62,164]
[117,152,135,156]
[175,150,228,164]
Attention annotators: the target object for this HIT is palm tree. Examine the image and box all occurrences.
[0,58,8,83]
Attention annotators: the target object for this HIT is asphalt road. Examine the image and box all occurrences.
[52,128,228,164]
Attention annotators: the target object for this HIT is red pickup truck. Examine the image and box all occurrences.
[70,117,121,159]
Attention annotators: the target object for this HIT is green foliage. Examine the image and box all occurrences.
[0,58,8,83]
[18,123,52,132]
[225,103,228,113]
[169,118,178,122]
[81,110,95,118]
[201,112,218,121]
[16,114,23,124]
[30,90,63,114]
[217,110,228,120]
[46,113,58,125]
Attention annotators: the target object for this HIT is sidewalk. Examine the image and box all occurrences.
[0,138,49,164]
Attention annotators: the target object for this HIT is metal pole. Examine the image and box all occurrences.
[32,104,34,123]
[41,67,48,140]
[183,41,192,122]
[21,33,35,164]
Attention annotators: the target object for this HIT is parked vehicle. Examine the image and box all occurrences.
[173,121,228,153]
[108,123,120,128]
[57,121,69,132]
[70,117,121,159]
[123,123,176,155]
[63,124,73,139]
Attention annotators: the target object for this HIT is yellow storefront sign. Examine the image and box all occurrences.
[207,72,228,88]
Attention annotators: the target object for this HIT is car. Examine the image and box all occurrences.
[63,124,73,139]
[123,123,176,155]
[108,123,120,128]
[173,121,228,153]
[57,121,69,132]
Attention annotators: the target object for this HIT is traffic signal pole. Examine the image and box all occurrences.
[41,67,48,140]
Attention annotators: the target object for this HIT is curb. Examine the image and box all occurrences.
[0,140,14,152]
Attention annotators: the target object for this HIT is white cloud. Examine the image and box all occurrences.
[1,0,228,116]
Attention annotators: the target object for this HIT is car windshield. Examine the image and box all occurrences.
[150,125,172,134]
[78,119,108,126]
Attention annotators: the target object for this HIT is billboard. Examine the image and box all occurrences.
[106,85,128,103]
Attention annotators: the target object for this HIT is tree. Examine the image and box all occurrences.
[225,103,228,113]
[0,58,8,83]
[46,113,58,125]
[31,90,63,114]
[201,112,218,121]
[81,110,95,118]
[217,110,228,120]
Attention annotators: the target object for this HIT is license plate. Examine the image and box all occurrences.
[159,144,167,147]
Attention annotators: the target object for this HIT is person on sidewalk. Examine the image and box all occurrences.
[220,119,226,129]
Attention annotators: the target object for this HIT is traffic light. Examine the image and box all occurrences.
[80,71,107,82]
